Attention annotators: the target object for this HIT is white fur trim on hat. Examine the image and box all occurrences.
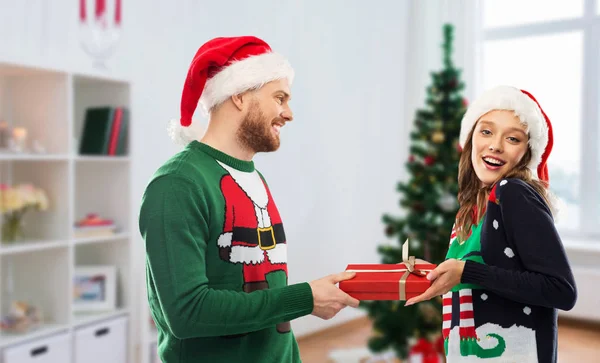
[167,117,206,147]
[198,51,294,114]
[460,85,549,173]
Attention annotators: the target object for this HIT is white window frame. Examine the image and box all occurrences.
[477,0,600,241]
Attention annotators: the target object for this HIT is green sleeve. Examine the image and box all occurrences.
[139,174,314,339]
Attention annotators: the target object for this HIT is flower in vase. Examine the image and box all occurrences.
[1,187,24,212]
[0,183,50,242]
[18,184,37,206]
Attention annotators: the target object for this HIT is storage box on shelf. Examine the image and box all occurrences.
[3,331,71,363]
[74,315,128,363]
[0,60,133,363]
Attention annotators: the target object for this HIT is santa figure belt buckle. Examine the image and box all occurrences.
[257,226,276,250]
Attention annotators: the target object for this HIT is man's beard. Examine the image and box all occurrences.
[237,101,281,153]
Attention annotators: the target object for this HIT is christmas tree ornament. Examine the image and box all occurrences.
[385,226,395,236]
[449,77,458,88]
[432,131,445,143]
[438,193,458,212]
[455,141,462,153]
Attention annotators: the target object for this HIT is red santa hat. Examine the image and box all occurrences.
[459,85,554,185]
[168,36,294,145]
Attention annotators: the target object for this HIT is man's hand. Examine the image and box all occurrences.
[405,259,466,306]
[309,272,360,320]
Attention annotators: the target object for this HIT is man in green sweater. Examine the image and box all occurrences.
[139,36,359,363]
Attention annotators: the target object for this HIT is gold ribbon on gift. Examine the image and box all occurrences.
[402,238,415,273]
[346,239,433,300]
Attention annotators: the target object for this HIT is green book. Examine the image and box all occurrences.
[79,107,114,155]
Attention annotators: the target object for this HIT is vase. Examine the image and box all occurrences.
[2,215,24,243]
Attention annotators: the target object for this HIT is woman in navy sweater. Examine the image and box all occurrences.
[406,85,577,363]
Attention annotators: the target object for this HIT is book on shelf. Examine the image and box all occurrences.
[74,213,119,238]
[74,225,117,238]
[79,106,129,156]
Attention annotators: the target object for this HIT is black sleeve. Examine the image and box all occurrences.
[460,180,577,311]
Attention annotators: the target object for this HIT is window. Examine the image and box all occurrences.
[483,0,584,28]
[479,0,599,238]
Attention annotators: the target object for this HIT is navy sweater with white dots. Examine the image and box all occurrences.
[443,178,577,363]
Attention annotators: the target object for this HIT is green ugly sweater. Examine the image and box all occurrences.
[139,141,314,362]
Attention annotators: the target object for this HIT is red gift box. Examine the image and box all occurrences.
[339,262,436,300]
[339,239,436,301]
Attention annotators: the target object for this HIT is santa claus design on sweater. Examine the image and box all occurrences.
[216,161,290,333]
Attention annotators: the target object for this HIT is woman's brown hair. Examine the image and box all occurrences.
[455,120,552,242]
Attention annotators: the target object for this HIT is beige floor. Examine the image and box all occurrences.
[297,317,600,363]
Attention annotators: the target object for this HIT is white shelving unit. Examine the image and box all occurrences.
[0,61,134,363]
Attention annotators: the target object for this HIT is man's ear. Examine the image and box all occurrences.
[231,92,246,111]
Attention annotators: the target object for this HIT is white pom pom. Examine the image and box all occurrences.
[545,189,564,223]
[167,119,206,147]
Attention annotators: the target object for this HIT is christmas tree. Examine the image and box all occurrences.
[361,24,468,360]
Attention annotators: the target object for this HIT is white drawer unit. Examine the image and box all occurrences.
[74,316,128,363]
[3,332,71,363]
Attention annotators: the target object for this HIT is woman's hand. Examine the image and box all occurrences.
[405,259,466,306]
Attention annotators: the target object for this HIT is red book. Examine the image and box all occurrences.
[107,107,123,155]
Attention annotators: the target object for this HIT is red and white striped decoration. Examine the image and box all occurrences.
[459,289,476,338]
[442,291,452,338]
[442,288,477,340]
[449,223,457,246]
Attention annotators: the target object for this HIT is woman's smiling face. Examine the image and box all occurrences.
[471,110,529,186]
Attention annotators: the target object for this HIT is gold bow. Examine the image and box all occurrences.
[402,238,415,273]
[399,239,430,300]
